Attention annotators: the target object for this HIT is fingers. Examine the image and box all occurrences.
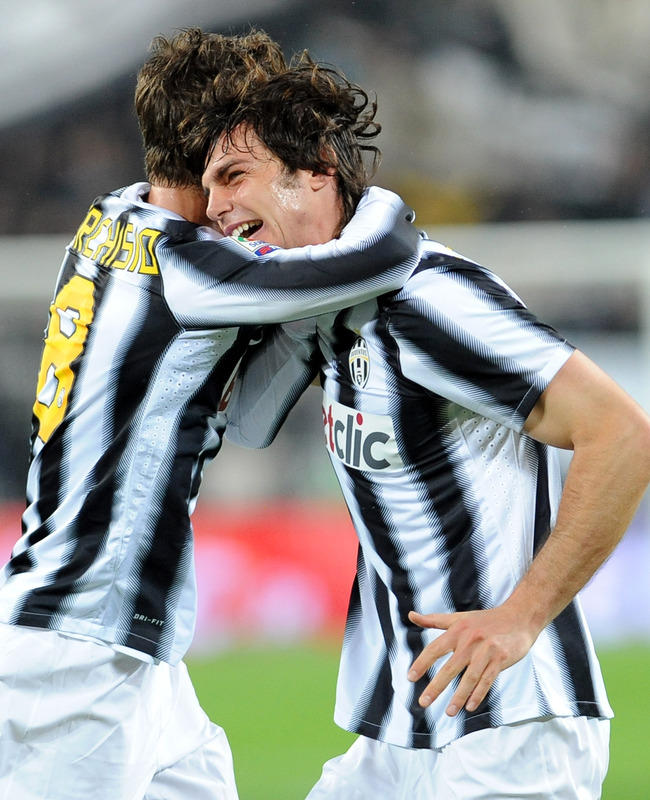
[407,642,449,684]
[406,610,458,682]
[419,652,493,715]
[462,660,503,713]
[408,610,453,630]
[407,608,522,716]
[412,648,465,712]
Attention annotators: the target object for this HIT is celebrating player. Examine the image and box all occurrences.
[213,57,650,798]
[0,29,420,800]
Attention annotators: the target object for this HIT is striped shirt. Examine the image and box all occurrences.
[0,183,419,664]
[229,236,613,749]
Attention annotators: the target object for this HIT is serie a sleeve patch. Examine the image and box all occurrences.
[229,236,281,257]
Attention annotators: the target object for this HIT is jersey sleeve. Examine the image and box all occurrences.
[161,187,420,326]
[225,318,324,448]
[386,252,575,431]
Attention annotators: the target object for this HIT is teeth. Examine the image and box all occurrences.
[232,221,261,239]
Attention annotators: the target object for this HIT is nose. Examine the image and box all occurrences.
[205,186,233,226]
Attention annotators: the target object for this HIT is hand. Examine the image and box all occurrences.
[407,606,538,716]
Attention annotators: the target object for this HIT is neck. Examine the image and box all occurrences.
[147,184,213,228]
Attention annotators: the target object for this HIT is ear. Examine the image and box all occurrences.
[308,169,336,192]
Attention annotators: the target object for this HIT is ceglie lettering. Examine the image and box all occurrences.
[71,207,162,275]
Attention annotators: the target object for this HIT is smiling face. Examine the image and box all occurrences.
[202,124,343,248]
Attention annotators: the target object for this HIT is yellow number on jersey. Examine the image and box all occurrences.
[33,275,96,443]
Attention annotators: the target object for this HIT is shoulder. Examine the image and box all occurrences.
[390,238,524,310]
[93,183,207,241]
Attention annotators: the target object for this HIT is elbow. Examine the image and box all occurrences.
[637,421,650,481]
[617,409,650,484]
[225,421,275,450]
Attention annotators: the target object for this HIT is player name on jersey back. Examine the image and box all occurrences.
[71,205,163,275]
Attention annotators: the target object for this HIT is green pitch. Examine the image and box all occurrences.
[187,641,650,800]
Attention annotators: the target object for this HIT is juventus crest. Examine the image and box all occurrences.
[349,337,370,388]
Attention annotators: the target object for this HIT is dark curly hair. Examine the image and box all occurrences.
[193,53,382,226]
[134,27,286,187]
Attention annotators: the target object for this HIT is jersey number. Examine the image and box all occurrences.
[33,275,96,443]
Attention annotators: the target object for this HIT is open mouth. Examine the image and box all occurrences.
[231,220,263,239]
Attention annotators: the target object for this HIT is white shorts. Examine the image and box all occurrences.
[0,624,238,800]
[306,716,610,800]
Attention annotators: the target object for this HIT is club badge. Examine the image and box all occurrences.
[349,337,370,388]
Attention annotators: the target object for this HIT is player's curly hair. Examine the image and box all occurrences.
[135,27,286,187]
[193,53,382,226]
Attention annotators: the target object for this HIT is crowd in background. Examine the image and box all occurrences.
[3,0,650,236]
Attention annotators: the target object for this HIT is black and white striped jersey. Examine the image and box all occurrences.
[228,236,613,749]
[0,183,419,664]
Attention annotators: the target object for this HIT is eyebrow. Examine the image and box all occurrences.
[209,156,248,184]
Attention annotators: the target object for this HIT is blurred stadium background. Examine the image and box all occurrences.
[1,1,650,797]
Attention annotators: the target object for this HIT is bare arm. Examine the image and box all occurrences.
[407,349,650,715]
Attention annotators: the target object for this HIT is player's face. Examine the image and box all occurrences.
[202,124,340,249]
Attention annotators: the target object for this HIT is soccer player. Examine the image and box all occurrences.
[209,58,650,798]
[0,30,420,800]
